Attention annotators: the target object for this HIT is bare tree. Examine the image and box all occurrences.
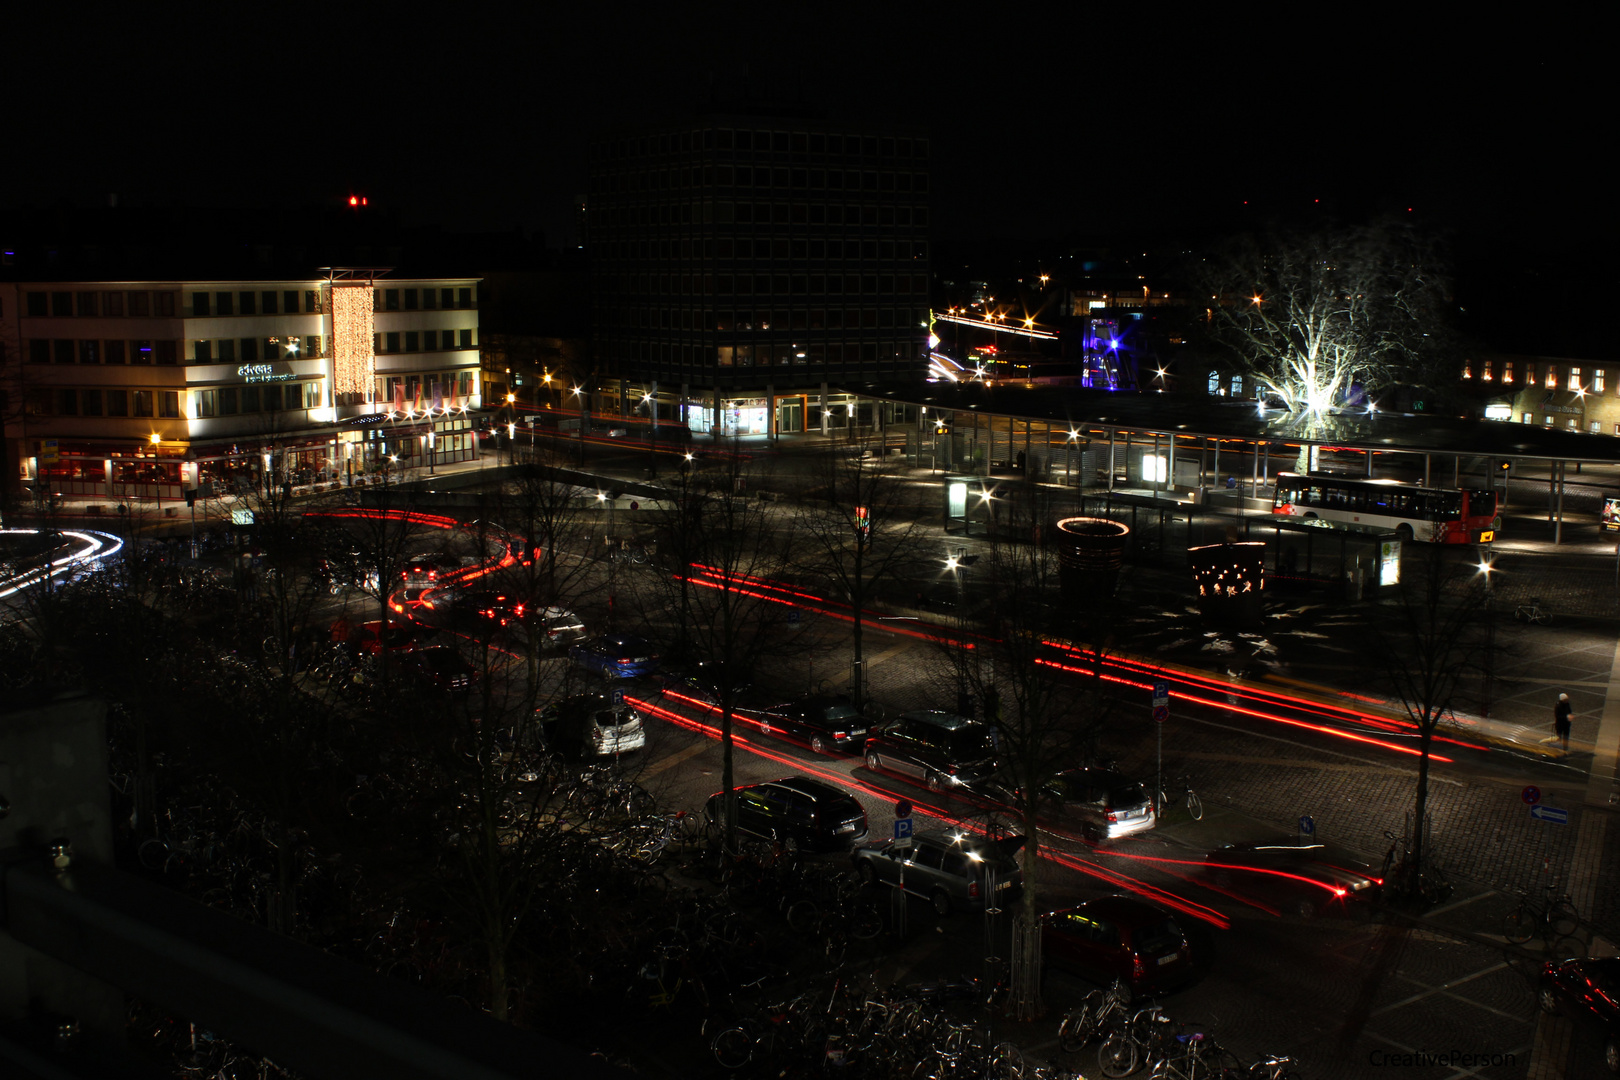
[1193,220,1452,414]
[933,489,1117,1021]
[1375,544,1486,902]
[645,449,796,849]
[795,446,928,707]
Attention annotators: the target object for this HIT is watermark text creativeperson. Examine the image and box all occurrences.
[1369,1049,1516,1068]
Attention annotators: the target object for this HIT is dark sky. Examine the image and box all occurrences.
[5,9,1610,259]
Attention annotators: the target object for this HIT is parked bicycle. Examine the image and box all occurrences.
[1502,882,1582,951]
[1058,978,1131,1052]
[1154,777,1203,822]
[1515,597,1551,625]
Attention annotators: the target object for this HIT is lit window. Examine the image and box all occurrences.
[1482,361,1492,381]
[1526,364,1536,386]
[1504,361,1514,383]
[1546,368,1557,389]
[1208,370,1220,394]
[1462,362,1472,379]
[1597,370,1607,393]
[1570,366,1582,389]
[1591,421,1601,433]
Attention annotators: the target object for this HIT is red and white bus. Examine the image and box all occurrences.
[1271,473,1498,544]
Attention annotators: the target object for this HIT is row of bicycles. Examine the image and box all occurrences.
[1059,981,1302,1079]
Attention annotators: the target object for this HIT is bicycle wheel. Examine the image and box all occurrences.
[1185,791,1204,821]
[1098,1034,1140,1078]
[711,1027,754,1071]
[786,899,821,935]
[1552,933,1588,959]
[990,1042,1024,1079]
[850,903,884,941]
[1060,1000,1100,1053]
[1550,899,1579,939]
[1502,904,1535,945]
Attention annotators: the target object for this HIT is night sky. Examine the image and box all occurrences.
[5,10,1609,262]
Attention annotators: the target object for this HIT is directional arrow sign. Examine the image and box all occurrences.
[1530,804,1569,825]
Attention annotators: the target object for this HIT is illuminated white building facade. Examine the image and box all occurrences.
[4,273,481,499]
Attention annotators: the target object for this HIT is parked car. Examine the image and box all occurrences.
[536,694,646,758]
[402,645,477,694]
[337,619,437,656]
[569,634,660,679]
[996,768,1156,846]
[401,553,460,583]
[862,710,997,793]
[534,607,588,650]
[851,828,1024,915]
[1041,896,1194,1000]
[703,776,869,853]
[1540,957,1620,1073]
[1203,840,1383,918]
[758,694,871,754]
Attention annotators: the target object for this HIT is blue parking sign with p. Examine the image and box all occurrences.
[894,818,913,840]
[611,688,624,705]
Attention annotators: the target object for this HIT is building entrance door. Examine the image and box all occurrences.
[778,399,803,434]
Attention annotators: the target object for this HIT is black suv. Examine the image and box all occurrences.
[703,776,869,853]
[758,694,870,754]
[862,710,998,793]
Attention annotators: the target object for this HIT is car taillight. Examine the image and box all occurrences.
[1107,810,1119,823]
[969,881,980,899]
[1132,953,1145,980]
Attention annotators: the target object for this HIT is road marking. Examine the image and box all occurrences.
[1422,889,1497,918]
[864,640,913,670]
[1369,961,1508,1017]
[643,741,712,777]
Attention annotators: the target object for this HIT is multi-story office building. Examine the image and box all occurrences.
[1,273,481,500]
[586,114,931,436]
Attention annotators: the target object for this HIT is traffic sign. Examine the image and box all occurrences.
[1521,785,1542,806]
[894,800,912,819]
[787,609,801,626]
[611,688,625,705]
[1152,681,1169,708]
[1299,815,1315,836]
[1152,705,1169,724]
[893,818,913,840]
[1530,804,1569,825]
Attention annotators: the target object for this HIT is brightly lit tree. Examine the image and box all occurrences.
[1194,221,1452,414]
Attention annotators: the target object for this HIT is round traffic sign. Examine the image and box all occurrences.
[1521,785,1542,806]
[894,799,912,819]
[1152,705,1169,724]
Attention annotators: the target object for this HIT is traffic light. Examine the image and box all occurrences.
[1498,460,1512,476]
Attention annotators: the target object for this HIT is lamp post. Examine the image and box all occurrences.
[572,386,586,465]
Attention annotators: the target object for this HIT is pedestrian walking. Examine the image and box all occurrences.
[1554,692,1574,753]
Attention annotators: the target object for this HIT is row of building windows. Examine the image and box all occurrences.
[1521,414,1620,435]
[594,238,929,263]
[600,130,928,161]
[27,333,473,364]
[26,290,178,318]
[192,291,321,317]
[377,287,475,312]
[26,388,182,418]
[614,339,919,367]
[1468,361,1609,393]
[29,339,178,364]
[377,329,475,353]
[595,167,928,196]
[600,203,928,231]
[382,372,477,404]
[607,307,928,332]
[193,383,323,417]
[607,272,929,299]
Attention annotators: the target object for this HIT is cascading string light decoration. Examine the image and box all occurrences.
[330,283,375,406]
